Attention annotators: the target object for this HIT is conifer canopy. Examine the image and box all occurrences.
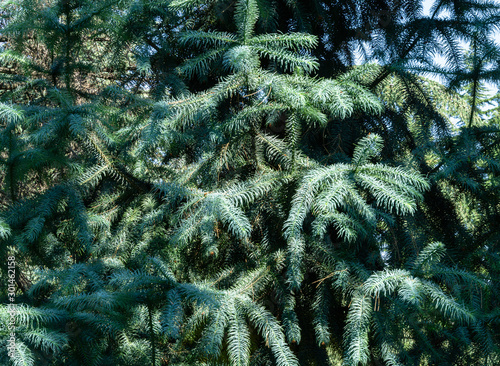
[1,0,499,365]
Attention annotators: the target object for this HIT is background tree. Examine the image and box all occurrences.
[0,0,499,365]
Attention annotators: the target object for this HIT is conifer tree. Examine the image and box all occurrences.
[1,0,499,365]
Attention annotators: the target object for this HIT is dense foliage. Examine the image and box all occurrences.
[1,0,499,365]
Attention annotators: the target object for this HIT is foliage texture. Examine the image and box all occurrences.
[0,0,499,365]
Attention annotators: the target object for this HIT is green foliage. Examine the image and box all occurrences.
[0,0,499,365]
